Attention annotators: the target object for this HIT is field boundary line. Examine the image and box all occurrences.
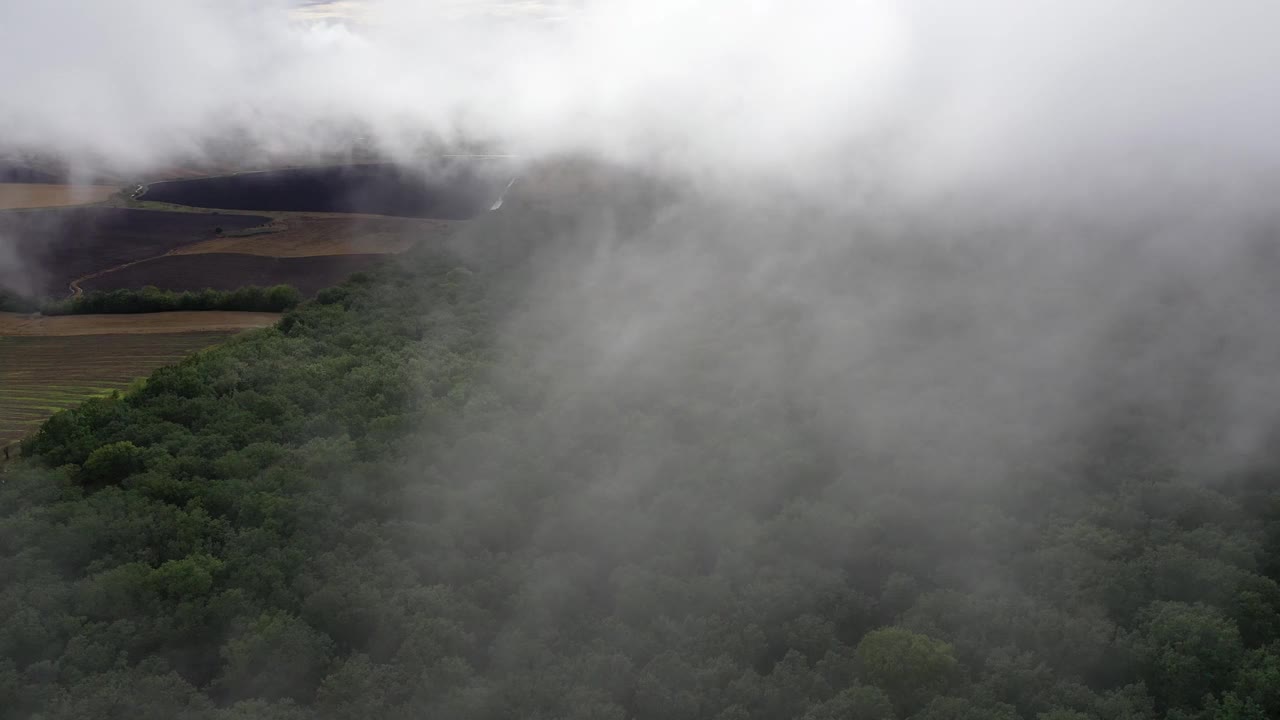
[66,219,283,297]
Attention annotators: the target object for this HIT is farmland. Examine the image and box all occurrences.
[0,328,271,448]
[142,161,508,219]
[0,310,280,335]
[0,162,480,449]
[79,252,389,295]
[171,215,450,256]
[0,207,269,297]
[1,206,460,301]
[0,183,118,210]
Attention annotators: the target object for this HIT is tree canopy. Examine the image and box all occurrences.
[3,199,1280,719]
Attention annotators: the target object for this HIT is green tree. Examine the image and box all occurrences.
[81,441,146,485]
[40,667,212,720]
[1038,710,1093,720]
[215,612,335,703]
[802,685,895,720]
[149,554,224,599]
[1207,693,1268,720]
[1136,602,1244,713]
[1228,646,1280,718]
[856,627,958,716]
[911,696,1019,720]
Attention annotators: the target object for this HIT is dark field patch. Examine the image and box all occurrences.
[80,253,388,296]
[0,208,269,297]
[172,215,447,257]
[142,162,509,219]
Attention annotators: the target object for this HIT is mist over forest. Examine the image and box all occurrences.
[3,1,1280,719]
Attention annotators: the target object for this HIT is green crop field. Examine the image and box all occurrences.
[0,332,237,448]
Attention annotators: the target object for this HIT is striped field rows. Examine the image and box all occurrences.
[0,332,236,447]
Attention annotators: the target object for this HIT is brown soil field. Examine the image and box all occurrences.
[0,183,119,210]
[0,311,279,336]
[0,208,269,297]
[81,253,389,296]
[172,215,452,257]
[0,331,248,447]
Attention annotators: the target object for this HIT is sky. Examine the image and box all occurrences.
[0,0,1273,204]
[290,0,575,21]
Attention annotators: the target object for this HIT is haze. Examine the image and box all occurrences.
[4,1,1280,718]
[0,2,1271,187]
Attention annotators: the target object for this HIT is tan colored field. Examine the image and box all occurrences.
[0,311,280,336]
[0,183,118,209]
[0,331,248,447]
[171,216,453,257]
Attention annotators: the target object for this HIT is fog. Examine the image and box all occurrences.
[3,1,1275,187]
[3,0,1278,520]
[4,0,1280,548]
[7,1,1280,714]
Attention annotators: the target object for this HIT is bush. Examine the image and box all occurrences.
[80,441,146,485]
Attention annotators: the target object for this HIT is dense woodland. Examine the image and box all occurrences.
[3,178,1280,720]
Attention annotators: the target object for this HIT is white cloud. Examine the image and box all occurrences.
[0,0,1277,200]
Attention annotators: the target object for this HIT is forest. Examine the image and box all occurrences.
[2,178,1280,720]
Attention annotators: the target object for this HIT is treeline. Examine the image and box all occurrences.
[42,285,302,315]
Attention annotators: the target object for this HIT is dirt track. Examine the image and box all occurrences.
[0,311,280,336]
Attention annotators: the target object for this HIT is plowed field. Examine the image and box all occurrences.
[0,311,280,336]
[171,215,449,257]
[79,253,388,296]
[0,208,269,297]
[0,331,244,447]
